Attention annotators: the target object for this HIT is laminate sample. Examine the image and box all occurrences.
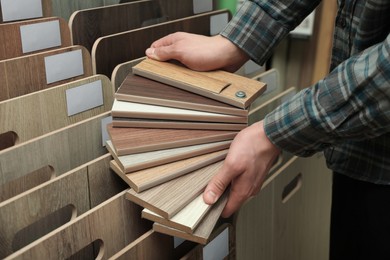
[0,75,113,148]
[0,45,92,102]
[110,149,228,192]
[106,140,231,173]
[133,59,267,108]
[0,17,71,60]
[126,161,223,219]
[107,124,237,156]
[0,112,111,202]
[92,9,231,76]
[153,190,228,245]
[111,57,145,91]
[116,74,247,116]
[111,99,247,124]
[69,1,164,52]
[6,191,152,259]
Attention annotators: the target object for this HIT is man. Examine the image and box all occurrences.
[145,1,390,258]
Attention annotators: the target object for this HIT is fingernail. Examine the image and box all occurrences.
[146,48,156,58]
[205,190,218,204]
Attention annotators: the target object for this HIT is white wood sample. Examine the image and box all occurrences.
[1,0,43,22]
[66,80,103,116]
[20,20,61,53]
[44,49,84,84]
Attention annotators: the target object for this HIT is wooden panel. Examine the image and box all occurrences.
[92,9,231,77]
[111,99,247,124]
[107,124,237,156]
[0,112,110,201]
[116,74,247,116]
[69,0,164,52]
[153,190,228,245]
[108,230,174,260]
[111,149,227,192]
[0,75,113,148]
[126,161,223,219]
[106,140,231,174]
[0,0,52,23]
[6,191,152,259]
[0,46,93,102]
[111,57,145,91]
[0,17,71,60]
[133,59,267,108]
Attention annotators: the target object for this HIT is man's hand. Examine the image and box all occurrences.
[203,121,281,218]
[146,32,248,72]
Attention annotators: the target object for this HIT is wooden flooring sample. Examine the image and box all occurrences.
[69,1,164,52]
[107,124,237,156]
[0,45,92,102]
[92,9,231,76]
[111,99,247,124]
[110,149,228,192]
[0,17,71,60]
[106,140,231,173]
[126,161,223,219]
[133,59,267,109]
[116,74,248,116]
[112,117,247,131]
[111,57,145,91]
[153,190,229,245]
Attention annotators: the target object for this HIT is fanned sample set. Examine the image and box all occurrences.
[106,58,267,244]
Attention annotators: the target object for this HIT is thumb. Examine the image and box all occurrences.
[203,162,234,205]
[145,46,174,61]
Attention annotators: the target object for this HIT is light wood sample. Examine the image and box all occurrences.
[106,140,231,173]
[69,0,164,52]
[126,161,223,219]
[133,59,267,108]
[111,57,145,91]
[0,75,113,149]
[92,9,231,76]
[0,17,71,60]
[116,74,247,116]
[6,191,152,259]
[153,190,228,245]
[0,112,111,202]
[0,45,92,102]
[110,149,228,192]
[107,124,237,156]
[111,99,247,124]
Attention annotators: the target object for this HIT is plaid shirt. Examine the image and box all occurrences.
[221,0,390,184]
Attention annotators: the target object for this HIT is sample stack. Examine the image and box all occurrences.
[106,58,266,244]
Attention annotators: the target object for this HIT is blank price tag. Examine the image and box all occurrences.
[20,20,61,53]
[203,227,229,260]
[44,49,84,84]
[66,80,104,116]
[193,0,212,14]
[210,13,229,36]
[1,0,43,22]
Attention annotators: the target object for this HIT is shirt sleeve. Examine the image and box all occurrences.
[220,0,320,64]
[264,34,390,157]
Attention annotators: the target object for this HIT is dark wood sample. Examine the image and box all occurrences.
[116,74,248,116]
[92,9,231,77]
[107,123,238,156]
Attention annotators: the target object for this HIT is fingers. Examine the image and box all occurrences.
[146,32,184,61]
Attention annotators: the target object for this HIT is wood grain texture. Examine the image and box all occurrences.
[111,149,228,192]
[0,112,110,200]
[92,9,231,77]
[0,45,93,102]
[0,17,71,60]
[0,75,113,148]
[108,230,174,260]
[126,161,223,219]
[107,124,237,156]
[116,74,247,116]
[111,99,247,124]
[106,140,231,173]
[133,59,267,108]
[153,190,228,245]
[6,191,152,259]
[111,57,145,91]
[69,0,164,52]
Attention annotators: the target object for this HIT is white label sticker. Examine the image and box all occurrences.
[193,0,212,14]
[101,116,112,147]
[20,20,61,53]
[1,0,43,22]
[210,13,229,36]
[66,80,104,116]
[203,227,229,260]
[44,49,84,84]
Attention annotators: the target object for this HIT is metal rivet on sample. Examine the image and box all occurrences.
[235,91,246,98]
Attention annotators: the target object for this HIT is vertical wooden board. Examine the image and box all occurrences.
[158,0,195,19]
[92,9,231,77]
[51,0,103,21]
[0,45,93,102]
[69,0,163,52]
[0,17,71,60]
[6,191,152,259]
[111,57,145,91]
[0,166,90,258]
